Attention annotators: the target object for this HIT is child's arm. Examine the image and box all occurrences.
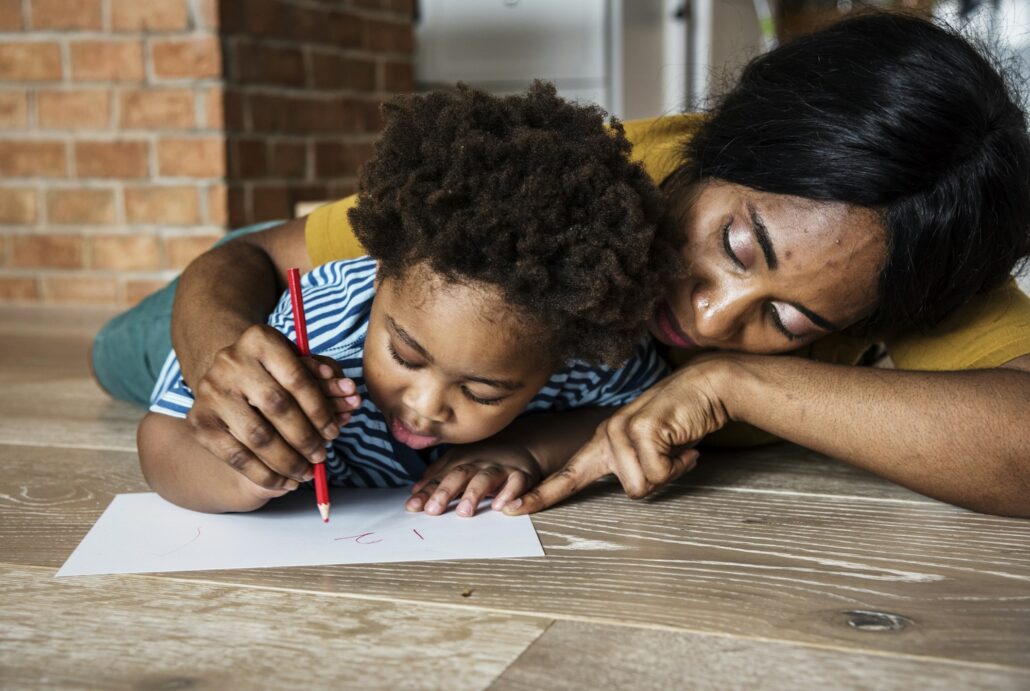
[138,412,299,513]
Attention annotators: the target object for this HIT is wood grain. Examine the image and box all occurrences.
[0,565,548,690]
[174,488,1030,668]
[5,442,1027,668]
[3,304,1030,686]
[490,620,1030,691]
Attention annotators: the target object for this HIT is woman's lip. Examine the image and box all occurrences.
[389,416,441,450]
[655,302,701,349]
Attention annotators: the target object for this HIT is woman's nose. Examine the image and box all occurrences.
[692,281,747,344]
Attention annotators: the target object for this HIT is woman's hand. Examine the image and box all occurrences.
[504,355,734,515]
[184,324,363,491]
[406,442,546,518]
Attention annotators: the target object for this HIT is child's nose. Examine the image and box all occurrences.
[402,377,450,424]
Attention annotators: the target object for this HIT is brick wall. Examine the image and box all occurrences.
[0,0,414,305]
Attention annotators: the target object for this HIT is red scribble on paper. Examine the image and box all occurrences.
[412,528,424,540]
[334,532,383,545]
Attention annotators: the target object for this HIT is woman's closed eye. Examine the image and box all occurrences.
[723,219,755,270]
[767,302,821,341]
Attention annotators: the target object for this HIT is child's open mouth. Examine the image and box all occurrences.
[389,416,442,450]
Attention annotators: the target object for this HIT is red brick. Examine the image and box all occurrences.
[363,19,413,54]
[11,233,83,268]
[0,188,37,223]
[203,87,224,129]
[71,41,145,82]
[227,185,245,225]
[243,0,286,39]
[31,0,102,30]
[158,138,226,178]
[235,42,304,87]
[229,138,267,178]
[0,140,66,177]
[46,189,116,224]
[119,89,195,129]
[252,184,290,221]
[38,90,111,130]
[124,278,166,305]
[90,234,161,270]
[152,37,222,80]
[248,93,292,133]
[0,43,62,81]
[222,89,244,131]
[197,0,220,29]
[269,142,307,178]
[165,233,220,270]
[206,184,227,226]
[315,141,373,177]
[75,141,149,179]
[382,60,414,92]
[0,92,28,129]
[311,52,375,91]
[124,186,199,224]
[111,0,188,31]
[44,274,118,304]
[0,0,23,30]
[0,276,40,301]
[328,13,363,48]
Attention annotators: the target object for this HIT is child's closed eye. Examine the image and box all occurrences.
[387,342,420,370]
[461,386,504,406]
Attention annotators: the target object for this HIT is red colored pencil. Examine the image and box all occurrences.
[287,267,331,523]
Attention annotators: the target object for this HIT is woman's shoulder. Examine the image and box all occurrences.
[885,278,1030,371]
[621,113,705,185]
[304,195,365,266]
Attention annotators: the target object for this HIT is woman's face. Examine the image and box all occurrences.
[650,180,887,354]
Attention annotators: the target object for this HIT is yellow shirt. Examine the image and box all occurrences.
[306,115,1030,442]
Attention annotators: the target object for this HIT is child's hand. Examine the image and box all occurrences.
[406,443,544,517]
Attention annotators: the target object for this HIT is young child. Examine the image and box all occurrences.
[137,82,681,515]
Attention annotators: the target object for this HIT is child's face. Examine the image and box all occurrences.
[363,263,555,450]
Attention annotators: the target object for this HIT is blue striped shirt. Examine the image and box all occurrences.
[150,257,668,488]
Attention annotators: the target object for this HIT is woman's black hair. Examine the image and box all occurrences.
[674,11,1030,332]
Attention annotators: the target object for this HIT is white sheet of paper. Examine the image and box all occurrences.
[56,488,544,577]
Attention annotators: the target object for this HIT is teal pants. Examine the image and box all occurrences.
[91,221,285,407]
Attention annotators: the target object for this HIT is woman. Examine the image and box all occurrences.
[93,13,1030,516]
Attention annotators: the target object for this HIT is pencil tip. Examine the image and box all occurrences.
[318,503,330,522]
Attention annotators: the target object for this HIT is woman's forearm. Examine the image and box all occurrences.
[720,354,1030,516]
[171,240,283,387]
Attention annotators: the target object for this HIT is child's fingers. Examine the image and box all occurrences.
[307,355,344,379]
[455,466,507,517]
[490,471,533,511]
[405,478,439,512]
[422,464,478,516]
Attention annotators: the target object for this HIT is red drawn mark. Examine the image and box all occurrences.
[334,532,382,545]
[412,528,424,540]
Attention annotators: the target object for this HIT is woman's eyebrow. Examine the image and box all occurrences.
[747,202,778,270]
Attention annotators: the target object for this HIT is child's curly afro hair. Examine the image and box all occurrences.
[350,81,681,367]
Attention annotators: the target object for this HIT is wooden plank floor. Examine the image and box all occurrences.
[1,305,1028,690]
